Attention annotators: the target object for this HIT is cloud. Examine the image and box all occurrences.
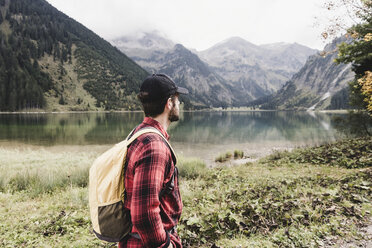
[47,0,331,50]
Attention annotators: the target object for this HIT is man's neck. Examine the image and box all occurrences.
[153,114,170,131]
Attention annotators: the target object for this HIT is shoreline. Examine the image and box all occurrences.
[0,141,305,168]
[0,109,352,114]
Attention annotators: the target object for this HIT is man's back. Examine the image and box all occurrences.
[119,117,182,248]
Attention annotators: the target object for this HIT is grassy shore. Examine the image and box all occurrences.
[0,137,371,247]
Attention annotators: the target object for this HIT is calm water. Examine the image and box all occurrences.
[0,111,346,163]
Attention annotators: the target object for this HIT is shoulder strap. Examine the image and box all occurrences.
[126,127,177,164]
[125,127,178,198]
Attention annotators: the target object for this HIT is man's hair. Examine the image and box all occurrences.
[138,93,178,118]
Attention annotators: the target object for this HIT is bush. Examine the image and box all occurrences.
[216,150,244,162]
[215,151,233,162]
[233,150,244,159]
[215,154,228,163]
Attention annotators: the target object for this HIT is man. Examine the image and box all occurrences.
[119,74,188,248]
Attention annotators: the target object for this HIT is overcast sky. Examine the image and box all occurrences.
[45,0,345,51]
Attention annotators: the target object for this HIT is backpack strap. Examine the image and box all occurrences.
[126,127,177,164]
[124,124,139,140]
[125,127,178,197]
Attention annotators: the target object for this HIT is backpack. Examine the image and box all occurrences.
[88,127,177,242]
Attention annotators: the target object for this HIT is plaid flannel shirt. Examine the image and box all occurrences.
[119,117,183,248]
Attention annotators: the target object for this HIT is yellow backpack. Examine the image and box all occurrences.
[88,127,177,242]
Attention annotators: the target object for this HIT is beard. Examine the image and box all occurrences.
[168,105,179,122]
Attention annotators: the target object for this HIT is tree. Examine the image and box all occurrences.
[336,3,371,114]
[357,71,372,112]
[323,0,372,114]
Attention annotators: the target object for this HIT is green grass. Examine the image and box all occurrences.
[261,137,372,168]
[215,150,244,163]
[0,137,371,247]
[179,164,371,247]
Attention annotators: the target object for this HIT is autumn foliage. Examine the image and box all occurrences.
[330,1,372,114]
[358,70,372,113]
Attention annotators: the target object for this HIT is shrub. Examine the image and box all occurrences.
[233,150,244,159]
[225,152,232,159]
[215,154,228,163]
[215,151,233,162]
[216,150,244,162]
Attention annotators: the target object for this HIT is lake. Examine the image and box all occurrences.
[0,111,347,165]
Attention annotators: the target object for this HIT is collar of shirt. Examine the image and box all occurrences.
[142,117,170,140]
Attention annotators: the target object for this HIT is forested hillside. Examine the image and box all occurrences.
[0,0,148,111]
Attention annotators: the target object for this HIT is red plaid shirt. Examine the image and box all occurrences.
[119,117,183,248]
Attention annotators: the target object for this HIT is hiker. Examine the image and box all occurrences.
[118,74,188,248]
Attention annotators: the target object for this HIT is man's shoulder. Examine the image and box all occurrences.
[132,132,168,149]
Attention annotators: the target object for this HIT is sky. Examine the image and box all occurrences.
[45,0,347,51]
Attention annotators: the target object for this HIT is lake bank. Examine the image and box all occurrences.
[0,140,315,168]
[0,109,352,114]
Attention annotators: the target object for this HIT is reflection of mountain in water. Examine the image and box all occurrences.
[0,112,346,146]
[169,111,341,144]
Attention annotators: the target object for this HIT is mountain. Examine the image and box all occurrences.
[111,33,318,107]
[112,32,235,108]
[0,0,148,111]
[253,36,355,110]
[111,31,174,74]
[259,42,318,74]
[198,37,318,100]
[157,44,235,108]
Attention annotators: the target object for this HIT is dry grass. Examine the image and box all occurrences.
[0,148,97,196]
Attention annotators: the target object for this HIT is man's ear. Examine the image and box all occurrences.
[166,98,173,110]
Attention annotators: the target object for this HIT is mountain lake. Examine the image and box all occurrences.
[0,111,349,166]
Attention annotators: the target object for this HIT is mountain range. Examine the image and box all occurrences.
[112,32,354,110]
[0,0,354,111]
[111,32,319,107]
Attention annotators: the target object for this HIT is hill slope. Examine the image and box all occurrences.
[0,0,148,111]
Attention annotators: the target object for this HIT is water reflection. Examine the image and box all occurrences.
[171,111,342,144]
[0,111,345,147]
